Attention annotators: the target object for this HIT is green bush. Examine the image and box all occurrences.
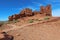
[28,19,34,23]
[44,17,50,20]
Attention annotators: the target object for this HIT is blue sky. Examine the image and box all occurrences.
[0,0,60,21]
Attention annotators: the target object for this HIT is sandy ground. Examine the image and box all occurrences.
[2,18,60,40]
[6,18,60,40]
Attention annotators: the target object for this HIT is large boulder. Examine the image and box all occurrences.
[8,15,13,21]
[0,32,14,40]
[20,9,25,15]
[33,11,40,15]
[40,5,52,16]
[13,14,17,20]
[24,8,32,16]
[45,4,52,16]
[40,6,45,14]
[13,14,20,20]
[20,8,32,17]
[19,9,26,17]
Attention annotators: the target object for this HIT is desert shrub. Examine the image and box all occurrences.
[13,19,19,23]
[35,19,42,21]
[44,16,50,20]
[28,19,34,23]
[35,19,39,21]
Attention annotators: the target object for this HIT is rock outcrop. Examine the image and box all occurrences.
[8,4,52,21]
[8,15,13,21]
[13,14,20,20]
[45,4,52,16]
[0,32,14,40]
[33,11,40,15]
[40,6,45,14]
[20,8,33,16]
[40,4,52,16]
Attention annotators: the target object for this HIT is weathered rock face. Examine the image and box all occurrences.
[33,11,40,15]
[20,10,26,17]
[8,4,52,21]
[13,14,20,20]
[40,6,45,14]
[40,4,52,16]
[24,8,32,16]
[0,32,14,40]
[45,4,52,16]
[20,8,32,17]
[8,15,13,21]
[9,14,21,21]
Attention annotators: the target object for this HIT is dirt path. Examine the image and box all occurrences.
[2,21,42,32]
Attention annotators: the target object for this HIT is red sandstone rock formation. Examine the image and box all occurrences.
[20,8,32,17]
[20,9,25,17]
[45,4,52,16]
[24,8,32,16]
[0,32,14,40]
[40,4,52,16]
[40,6,45,14]
[8,15,13,21]
[13,14,20,20]
[33,11,40,15]
[8,4,52,21]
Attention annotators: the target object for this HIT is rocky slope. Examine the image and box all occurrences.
[3,17,60,40]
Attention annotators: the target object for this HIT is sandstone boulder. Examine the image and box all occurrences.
[13,14,20,20]
[20,8,32,17]
[13,14,17,20]
[8,15,13,21]
[20,9,25,15]
[0,32,14,40]
[40,6,45,14]
[19,9,25,17]
[33,11,40,15]
[45,4,52,16]
[24,8,32,16]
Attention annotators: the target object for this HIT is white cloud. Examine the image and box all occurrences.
[32,2,43,6]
